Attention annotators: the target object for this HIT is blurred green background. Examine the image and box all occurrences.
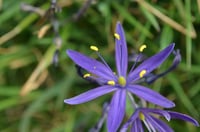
[0,0,200,131]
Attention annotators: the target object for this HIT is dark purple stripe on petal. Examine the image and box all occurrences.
[64,85,117,104]
[127,85,175,108]
[115,22,128,77]
[107,89,126,132]
[67,50,116,81]
[168,111,199,126]
[128,43,175,83]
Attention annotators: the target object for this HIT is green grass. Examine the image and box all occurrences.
[0,0,200,131]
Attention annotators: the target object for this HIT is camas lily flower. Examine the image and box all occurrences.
[121,107,199,132]
[64,22,175,132]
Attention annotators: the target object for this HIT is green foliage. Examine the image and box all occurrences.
[0,0,200,131]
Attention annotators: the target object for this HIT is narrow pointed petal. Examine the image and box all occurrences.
[64,85,117,104]
[145,49,181,84]
[151,116,173,132]
[145,114,171,132]
[131,119,144,132]
[168,111,199,126]
[67,50,115,81]
[137,119,144,132]
[143,114,156,132]
[128,43,175,82]
[121,109,140,131]
[107,89,126,132]
[131,120,139,132]
[115,22,128,76]
[143,108,171,121]
[127,85,175,108]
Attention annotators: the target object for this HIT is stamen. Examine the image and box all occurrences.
[127,92,138,108]
[107,80,115,85]
[83,73,91,78]
[139,112,145,121]
[129,45,147,77]
[90,45,99,51]
[139,44,147,52]
[90,46,113,73]
[118,76,126,86]
[89,45,115,77]
[139,70,147,78]
[114,33,120,40]
[129,54,142,73]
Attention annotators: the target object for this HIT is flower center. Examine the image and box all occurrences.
[118,76,126,86]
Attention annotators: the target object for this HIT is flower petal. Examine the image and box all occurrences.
[67,50,116,81]
[115,22,128,77]
[151,116,173,132]
[168,111,199,126]
[131,119,144,132]
[127,85,175,108]
[145,49,181,84]
[143,108,171,121]
[64,85,117,104]
[107,89,126,132]
[121,109,140,131]
[145,114,171,132]
[128,43,175,82]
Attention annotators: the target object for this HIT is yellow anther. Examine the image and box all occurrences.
[139,70,147,78]
[118,76,126,86]
[114,33,120,40]
[139,44,147,52]
[90,45,99,51]
[83,73,91,78]
[107,80,115,85]
[139,112,145,121]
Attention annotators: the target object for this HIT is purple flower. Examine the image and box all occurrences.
[64,22,175,132]
[121,107,199,132]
